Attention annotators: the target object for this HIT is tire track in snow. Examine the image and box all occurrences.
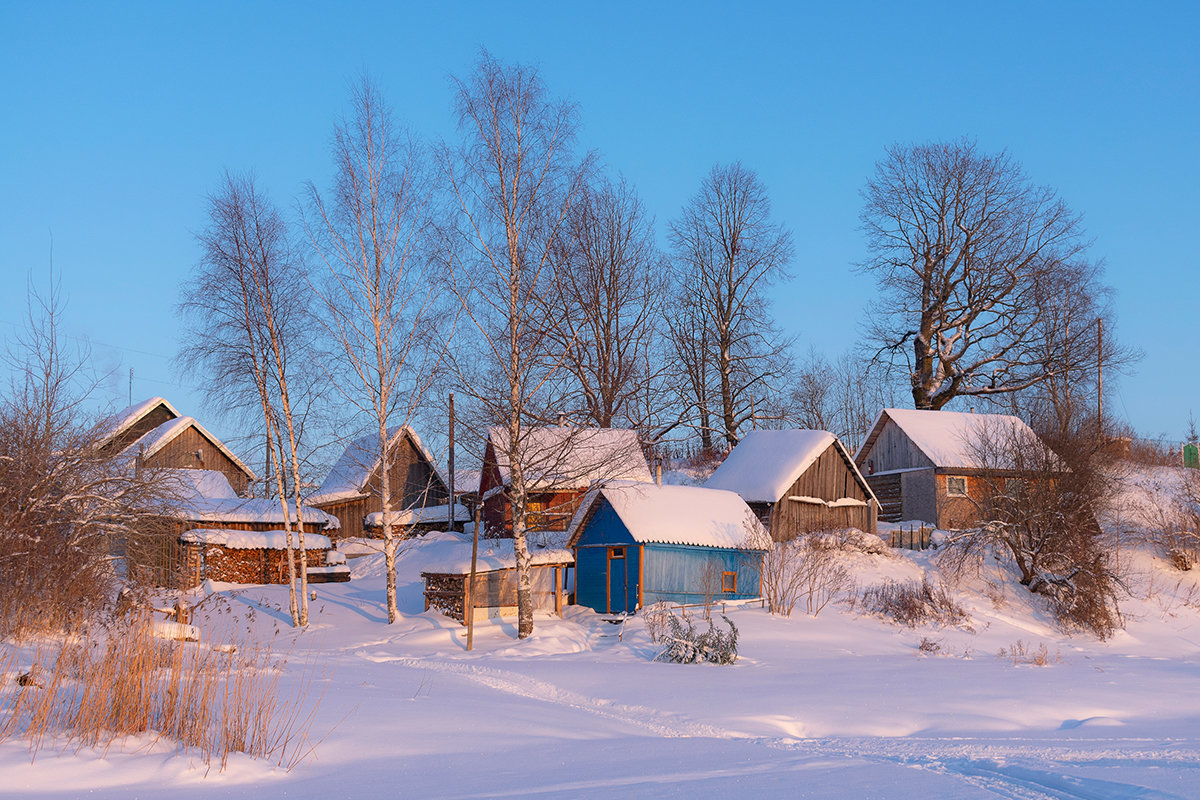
[375,652,1195,800]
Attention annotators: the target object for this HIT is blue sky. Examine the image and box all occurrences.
[2,2,1197,446]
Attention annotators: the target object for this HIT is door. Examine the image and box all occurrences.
[606,546,637,613]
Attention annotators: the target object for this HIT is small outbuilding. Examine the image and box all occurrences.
[705,429,878,540]
[178,529,342,588]
[566,481,770,614]
[854,408,1051,530]
[421,539,573,625]
[480,426,651,538]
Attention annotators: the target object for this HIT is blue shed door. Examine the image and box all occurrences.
[606,546,639,613]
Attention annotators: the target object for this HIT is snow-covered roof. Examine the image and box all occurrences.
[180,528,332,550]
[487,426,651,490]
[566,481,771,550]
[422,538,574,574]
[156,468,339,529]
[115,413,258,483]
[99,396,180,443]
[309,426,440,506]
[364,503,471,528]
[858,408,1049,471]
[705,429,867,503]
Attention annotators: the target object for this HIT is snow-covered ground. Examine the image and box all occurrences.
[4,501,1200,797]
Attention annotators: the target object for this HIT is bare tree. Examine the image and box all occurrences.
[304,76,441,625]
[670,162,794,447]
[1,278,177,634]
[442,51,589,639]
[788,349,901,451]
[861,138,1117,411]
[544,175,671,432]
[181,172,314,626]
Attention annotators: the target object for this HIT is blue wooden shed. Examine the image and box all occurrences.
[566,481,771,613]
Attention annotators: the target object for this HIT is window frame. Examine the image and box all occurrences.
[946,476,968,497]
[721,571,737,593]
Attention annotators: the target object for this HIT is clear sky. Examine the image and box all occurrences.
[2,2,1197,447]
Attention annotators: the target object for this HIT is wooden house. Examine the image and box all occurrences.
[854,408,1050,530]
[480,426,651,539]
[705,429,878,540]
[99,397,258,496]
[308,426,455,540]
[566,482,770,613]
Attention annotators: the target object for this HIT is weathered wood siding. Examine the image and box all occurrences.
[313,433,449,539]
[143,425,251,496]
[866,473,903,522]
[480,441,587,538]
[857,416,935,474]
[101,403,176,455]
[767,443,876,539]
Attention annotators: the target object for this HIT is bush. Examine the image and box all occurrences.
[859,578,969,628]
[654,614,739,665]
[761,534,854,618]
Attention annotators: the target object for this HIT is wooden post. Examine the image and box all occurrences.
[466,502,481,650]
[462,575,471,626]
[554,566,562,617]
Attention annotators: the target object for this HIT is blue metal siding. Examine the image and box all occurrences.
[574,500,637,612]
[642,545,762,606]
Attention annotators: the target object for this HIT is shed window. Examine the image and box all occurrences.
[721,571,737,593]
[609,546,625,560]
[946,476,967,496]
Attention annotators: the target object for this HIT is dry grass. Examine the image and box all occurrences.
[997,639,1061,666]
[0,612,322,770]
[857,578,970,629]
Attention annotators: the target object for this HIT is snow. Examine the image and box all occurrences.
[98,396,179,442]
[123,416,258,481]
[863,408,1050,470]
[5,467,1200,798]
[308,426,441,506]
[488,426,652,489]
[363,503,470,528]
[157,467,340,529]
[422,535,574,574]
[706,429,850,502]
[180,528,333,550]
[567,480,771,550]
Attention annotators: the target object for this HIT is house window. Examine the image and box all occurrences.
[609,546,625,560]
[946,476,967,497]
[722,571,737,593]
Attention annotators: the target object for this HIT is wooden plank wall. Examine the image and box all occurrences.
[769,443,877,538]
[859,418,935,473]
[101,403,176,455]
[145,426,250,496]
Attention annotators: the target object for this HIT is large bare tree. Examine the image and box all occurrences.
[861,138,1110,411]
[182,172,315,626]
[670,162,794,448]
[544,176,671,432]
[442,51,589,639]
[304,76,440,625]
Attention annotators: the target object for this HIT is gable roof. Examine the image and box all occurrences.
[157,468,338,529]
[856,408,1047,471]
[487,426,651,490]
[566,481,771,550]
[309,426,441,506]
[705,429,874,503]
[99,396,181,445]
[122,416,258,482]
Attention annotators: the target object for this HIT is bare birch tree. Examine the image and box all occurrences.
[670,162,794,448]
[304,76,440,625]
[181,172,314,626]
[861,138,1117,411]
[442,51,589,639]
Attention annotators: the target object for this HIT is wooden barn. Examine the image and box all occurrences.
[480,426,651,539]
[854,408,1050,530]
[567,482,770,613]
[308,426,457,540]
[99,397,258,496]
[705,429,878,540]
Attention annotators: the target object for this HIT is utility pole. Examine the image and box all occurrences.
[448,392,456,531]
[466,501,481,651]
[128,368,133,406]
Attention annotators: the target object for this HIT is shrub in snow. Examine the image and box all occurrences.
[917,637,941,654]
[641,602,673,643]
[859,578,969,629]
[761,535,853,618]
[654,614,739,665]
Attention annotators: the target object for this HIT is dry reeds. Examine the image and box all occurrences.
[0,613,321,770]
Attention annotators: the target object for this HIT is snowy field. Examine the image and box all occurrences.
[3,527,1200,799]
